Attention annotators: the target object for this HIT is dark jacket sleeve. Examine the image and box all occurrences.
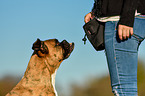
[118,0,138,27]
[91,1,97,16]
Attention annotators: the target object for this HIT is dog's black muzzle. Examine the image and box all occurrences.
[60,40,74,60]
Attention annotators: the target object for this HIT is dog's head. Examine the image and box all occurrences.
[32,38,74,61]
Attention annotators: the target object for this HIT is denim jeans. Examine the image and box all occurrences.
[104,15,145,96]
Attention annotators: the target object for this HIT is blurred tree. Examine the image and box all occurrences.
[71,76,113,96]
[70,60,145,96]
[137,60,145,96]
[0,76,21,96]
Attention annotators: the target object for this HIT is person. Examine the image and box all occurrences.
[84,0,145,96]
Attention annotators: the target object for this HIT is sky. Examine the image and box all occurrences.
[0,0,145,95]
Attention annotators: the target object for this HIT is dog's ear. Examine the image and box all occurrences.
[32,38,49,57]
[32,38,41,51]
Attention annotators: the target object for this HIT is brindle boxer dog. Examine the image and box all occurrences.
[6,38,74,96]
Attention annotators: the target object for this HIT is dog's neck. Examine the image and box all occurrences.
[20,54,61,96]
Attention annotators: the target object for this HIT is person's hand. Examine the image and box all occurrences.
[118,24,133,40]
[84,12,95,23]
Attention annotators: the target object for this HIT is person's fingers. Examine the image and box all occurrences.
[126,29,130,38]
[130,28,134,36]
[84,13,92,23]
[118,26,123,40]
[91,14,95,19]
[84,12,95,23]
[118,24,134,40]
[122,28,127,39]
[85,18,90,23]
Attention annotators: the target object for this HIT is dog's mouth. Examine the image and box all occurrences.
[59,40,74,60]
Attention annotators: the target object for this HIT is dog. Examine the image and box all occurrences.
[6,38,74,96]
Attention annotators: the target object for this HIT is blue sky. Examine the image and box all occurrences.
[0,0,145,94]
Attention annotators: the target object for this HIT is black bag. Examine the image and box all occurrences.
[82,18,105,51]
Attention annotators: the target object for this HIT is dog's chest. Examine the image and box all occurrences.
[51,69,58,96]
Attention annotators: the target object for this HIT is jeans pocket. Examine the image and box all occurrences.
[135,15,145,19]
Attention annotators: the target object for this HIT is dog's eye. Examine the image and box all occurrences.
[55,42,60,46]
[54,39,60,47]
[55,43,60,47]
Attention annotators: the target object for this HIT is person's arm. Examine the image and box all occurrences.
[119,0,137,27]
[118,0,138,40]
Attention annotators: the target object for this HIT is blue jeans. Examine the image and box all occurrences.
[104,15,145,96]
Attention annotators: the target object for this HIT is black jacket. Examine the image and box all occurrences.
[92,0,145,27]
